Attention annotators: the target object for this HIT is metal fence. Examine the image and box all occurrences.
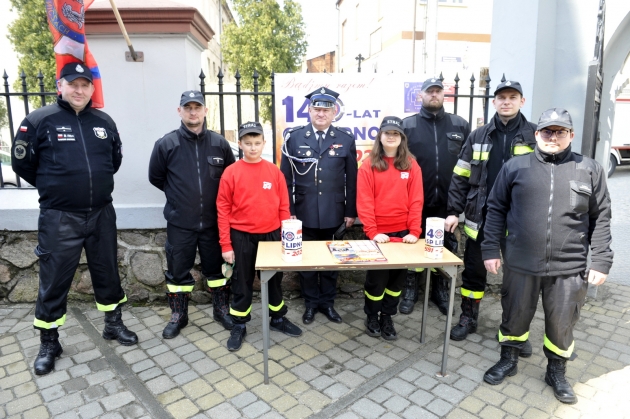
[0,69,500,189]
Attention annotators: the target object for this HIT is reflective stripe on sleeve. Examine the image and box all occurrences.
[513,145,534,156]
[453,159,472,177]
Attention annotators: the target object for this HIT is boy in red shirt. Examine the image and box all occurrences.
[357,117,424,340]
[217,122,303,351]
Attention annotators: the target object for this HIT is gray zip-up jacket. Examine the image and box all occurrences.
[481,145,613,276]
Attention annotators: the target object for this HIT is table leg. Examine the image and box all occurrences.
[420,269,431,344]
[437,266,458,377]
[260,271,274,385]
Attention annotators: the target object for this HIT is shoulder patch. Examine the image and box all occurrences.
[334,126,353,137]
[284,125,305,141]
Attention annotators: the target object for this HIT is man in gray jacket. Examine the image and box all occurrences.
[480,108,613,405]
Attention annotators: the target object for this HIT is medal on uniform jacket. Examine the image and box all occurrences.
[329,149,335,156]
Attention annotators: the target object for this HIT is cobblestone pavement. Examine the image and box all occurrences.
[1,281,630,419]
[607,165,630,286]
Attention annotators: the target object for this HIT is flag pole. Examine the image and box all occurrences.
[108,0,138,61]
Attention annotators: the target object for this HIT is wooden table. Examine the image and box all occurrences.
[255,240,463,384]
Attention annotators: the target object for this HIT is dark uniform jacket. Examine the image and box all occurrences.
[403,107,470,209]
[280,124,358,229]
[11,97,122,212]
[148,123,235,231]
[447,112,536,240]
[482,145,613,276]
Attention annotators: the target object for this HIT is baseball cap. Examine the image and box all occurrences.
[238,121,264,138]
[180,90,205,106]
[421,77,444,91]
[305,87,339,108]
[60,63,93,83]
[537,108,573,130]
[494,80,523,96]
[379,116,404,135]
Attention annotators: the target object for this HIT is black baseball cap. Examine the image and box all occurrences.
[60,63,93,83]
[379,116,404,135]
[180,90,205,106]
[305,87,339,108]
[537,108,573,130]
[421,77,444,91]
[239,121,264,138]
[494,80,523,96]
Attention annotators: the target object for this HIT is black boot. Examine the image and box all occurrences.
[103,306,138,345]
[379,314,397,341]
[483,345,520,385]
[450,296,479,341]
[545,359,577,404]
[33,329,63,376]
[227,324,247,351]
[430,272,451,316]
[365,314,381,337]
[399,270,421,314]
[212,285,234,330]
[162,293,189,339]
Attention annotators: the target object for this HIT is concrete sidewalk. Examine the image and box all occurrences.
[1,282,629,419]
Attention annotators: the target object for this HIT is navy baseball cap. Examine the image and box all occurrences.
[239,121,264,138]
[421,77,444,91]
[305,87,339,108]
[494,80,523,96]
[380,116,404,135]
[60,63,93,83]
[180,90,205,106]
[537,108,573,130]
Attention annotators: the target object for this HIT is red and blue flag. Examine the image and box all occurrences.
[45,0,104,108]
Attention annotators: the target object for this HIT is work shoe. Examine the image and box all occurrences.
[450,296,480,341]
[399,270,422,314]
[102,306,138,345]
[545,359,577,404]
[430,272,451,316]
[320,306,342,323]
[302,307,317,324]
[365,314,381,337]
[162,293,189,339]
[270,317,302,337]
[520,340,532,358]
[33,329,63,376]
[379,314,398,341]
[227,324,247,351]
[212,285,234,330]
[483,346,520,385]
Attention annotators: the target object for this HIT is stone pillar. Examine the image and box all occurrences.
[489,0,600,152]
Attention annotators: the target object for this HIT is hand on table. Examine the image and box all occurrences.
[373,234,390,243]
[402,234,418,243]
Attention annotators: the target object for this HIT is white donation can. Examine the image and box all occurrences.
[424,217,445,259]
[281,219,303,262]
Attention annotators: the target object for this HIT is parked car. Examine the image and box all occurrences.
[609,145,630,177]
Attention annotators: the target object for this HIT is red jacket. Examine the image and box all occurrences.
[357,156,424,239]
[217,159,291,252]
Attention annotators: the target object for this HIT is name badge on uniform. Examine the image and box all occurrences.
[57,133,75,141]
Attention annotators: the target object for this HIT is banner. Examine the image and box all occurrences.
[274,74,456,165]
[46,0,104,108]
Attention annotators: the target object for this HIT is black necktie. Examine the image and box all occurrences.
[317,131,324,149]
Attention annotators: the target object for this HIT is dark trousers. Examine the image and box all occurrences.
[229,228,287,324]
[460,229,506,299]
[34,203,126,329]
[499,267,588,360]
[364,230,408,316]
[165,223,225,292]
[299,226,339,309]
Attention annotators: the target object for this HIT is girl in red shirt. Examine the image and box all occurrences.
[357,116,424,340]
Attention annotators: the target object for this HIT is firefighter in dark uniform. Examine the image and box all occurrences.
[11,63,137,376]
[399,78,470,316]
[481,108,613,404]
[445,81,537,348]
[149,91,236,339]
[280,87,358,325]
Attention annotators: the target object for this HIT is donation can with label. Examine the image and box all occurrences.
[281,219,303,262]
[424,217,445,259]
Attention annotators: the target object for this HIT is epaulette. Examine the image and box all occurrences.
[334,126,353,138]
[284,125,304,141]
